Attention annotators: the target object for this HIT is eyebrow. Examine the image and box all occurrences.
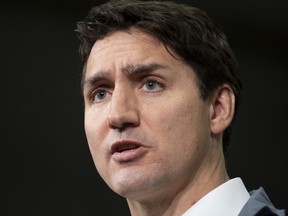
[83,63,167,90]
[83,69,110,90]
[122,63,167,76]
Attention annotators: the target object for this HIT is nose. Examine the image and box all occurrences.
[108,86,140,131]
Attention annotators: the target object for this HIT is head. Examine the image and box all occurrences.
[76,0,242,205]
[76,0,242,157]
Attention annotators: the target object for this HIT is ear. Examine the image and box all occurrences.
[209,84,235,134]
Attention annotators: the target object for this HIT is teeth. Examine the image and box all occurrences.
[117,144,138,152]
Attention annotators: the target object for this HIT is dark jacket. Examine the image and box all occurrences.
[239,187,286,216]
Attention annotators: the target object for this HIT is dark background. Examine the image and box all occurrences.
[1,0,287,215]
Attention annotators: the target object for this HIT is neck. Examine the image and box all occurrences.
[126,152,229,216]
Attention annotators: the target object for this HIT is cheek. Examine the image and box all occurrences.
[150,98,209,156]
[84,111,107,161]
[84,115,109,179]
[84,107,107,142]
[84,114,97,145]
[150,99,194,134]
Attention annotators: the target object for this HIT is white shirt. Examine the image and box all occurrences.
[182,177,250,216]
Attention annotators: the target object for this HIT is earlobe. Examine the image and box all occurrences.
[210,84,235,134]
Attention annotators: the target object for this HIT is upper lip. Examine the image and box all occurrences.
[110,140,143,154]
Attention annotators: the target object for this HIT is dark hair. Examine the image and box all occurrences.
[75,0,242,158]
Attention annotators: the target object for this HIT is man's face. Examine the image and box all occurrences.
[83,30,215,200]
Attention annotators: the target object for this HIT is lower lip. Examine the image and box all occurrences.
[112,146,147,162]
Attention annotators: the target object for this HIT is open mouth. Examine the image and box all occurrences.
[116,143,140,153]
[111,141,142,154]
[110,140,147,162]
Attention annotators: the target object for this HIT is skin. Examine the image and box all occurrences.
[83,29,235,216]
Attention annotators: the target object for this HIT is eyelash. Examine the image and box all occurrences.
[141,78,163,92]
[90,88,111,103]
[89,77,164,103]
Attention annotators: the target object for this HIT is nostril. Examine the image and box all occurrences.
[108,110,140,130]
[109,122,138,132]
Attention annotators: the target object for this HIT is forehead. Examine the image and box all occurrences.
[85,29,180,75]
[83,29,199,94]
[83,29,202,99]
[91,29,161,53]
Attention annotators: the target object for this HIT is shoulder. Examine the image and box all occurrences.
[239,187,286,216]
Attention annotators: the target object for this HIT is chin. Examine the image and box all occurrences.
[108,169,170,200]
[109,171,148,197]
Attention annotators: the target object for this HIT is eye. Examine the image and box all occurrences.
[91,89,109,103]
[143,80,162,92]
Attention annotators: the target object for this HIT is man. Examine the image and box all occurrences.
[75,0,285,215]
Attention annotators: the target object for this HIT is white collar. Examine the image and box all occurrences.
[182,177,250,216]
